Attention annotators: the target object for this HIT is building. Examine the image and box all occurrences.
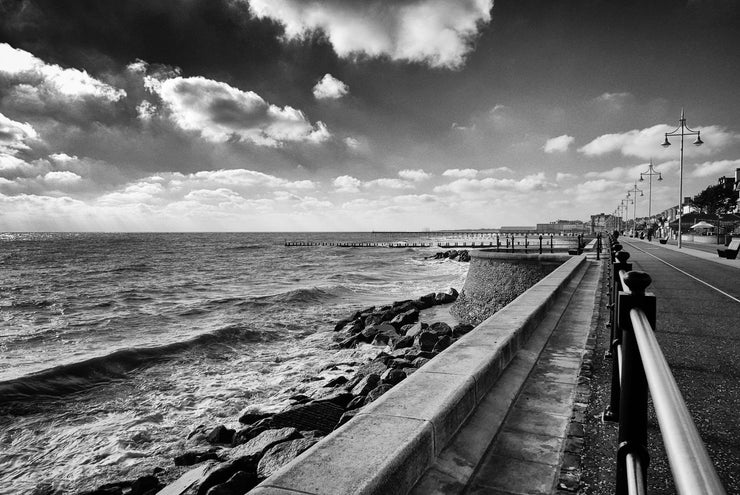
[589,213,612,234]
[535,220,589,234]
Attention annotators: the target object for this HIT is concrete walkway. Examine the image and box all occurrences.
[624,236,740,269]
[411,258,601,494]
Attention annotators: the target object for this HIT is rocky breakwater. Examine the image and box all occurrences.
[125,289,468,495]
[427,249,470,262]
[451,250,570,325]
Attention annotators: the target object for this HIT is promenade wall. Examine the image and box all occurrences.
[249,253,587,495]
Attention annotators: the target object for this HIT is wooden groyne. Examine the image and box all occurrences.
[284,241,432,248]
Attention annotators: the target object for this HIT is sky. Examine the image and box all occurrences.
[1,0,740,232]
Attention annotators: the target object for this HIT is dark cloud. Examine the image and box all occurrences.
[0,0,339,105]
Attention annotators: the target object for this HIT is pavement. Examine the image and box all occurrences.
[579,236,740,494]
[410,256,602,494]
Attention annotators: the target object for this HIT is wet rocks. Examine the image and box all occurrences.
[429,250,470,262]
[332,289,459,349]
[257,438,318,478]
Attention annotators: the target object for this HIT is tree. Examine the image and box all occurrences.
[690,183,738,215]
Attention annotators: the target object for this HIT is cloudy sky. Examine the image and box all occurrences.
[1,0,740,231]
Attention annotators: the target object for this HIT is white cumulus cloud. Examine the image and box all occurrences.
[248,0,494,69]
[398,169,431,181]
[312,74,349,100]
[543,134,575,153]
[0,43,125,102]
[442,168,479,178]
[151,76,330,146]
[333,175,362,193]
[578,124,738,159]
[0,112,38,155]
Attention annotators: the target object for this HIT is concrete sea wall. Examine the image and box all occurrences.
[451,251,570,325]
[248,254,586,495]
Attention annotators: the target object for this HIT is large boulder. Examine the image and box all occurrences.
[380,368,406,386]
[427,322,452,337]
[453,323,475,337]
[227,428,301,464]
[404,322,425,338]
[350,374,380,396]
[415,331,438,352]
[206,425,235,445]
[204,471,257,495]
[433,335,452,353]
[391,335,414,351]
[364,384,393,405]
[257,438,318,479]
[238,411,271,426]
[389,308,419,330]
[269,401,345,434]
[174,449,220,466]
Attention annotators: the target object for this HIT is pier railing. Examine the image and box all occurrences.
[603,234,726,495]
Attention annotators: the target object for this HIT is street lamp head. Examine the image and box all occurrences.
[693,134,704,146]
[640,191,644,197]
[639,175,644,182]
[662,136,671,147]
[657,173,663,181]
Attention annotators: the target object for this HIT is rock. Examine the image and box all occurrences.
[360,324,381,341]
[370,324,400,346]
[174,450,220,466]
[459,251,471,262]
[288,394,312,404]
[269,401,345,434]
[345,396,365,410]
[412,357,431,368]
[334,317,352,332]
[228,428,301,465]
[130,475,161,495]
[347,319,365,334]
[356,360,388,377]
[197,462,240,495]
[206,425,235,445]
[390,358,413,369]
[323,376,348,388]
[380,368,406,386]
[435,292,456,304]
[338,334,362,348]
[233,417,274,446]
[391,335,414,350]
[337,408,362,427]
[389,308,419,330]
[350,374,380,396]
[257,438,318,478]
[404,322,424,338]
[205,471,257,495]
[418,351,436,359]
[452,323,475,337]
[313,392,355,409]
[364,384,393,405]
[433,335,452,353]
[446,287,459,299]
[417,293,437,309]
[428,322,452,337]
[238,411,272,425]
[416,331,438,352]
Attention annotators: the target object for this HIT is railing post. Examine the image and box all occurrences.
[539,235,543,254]
[615,271,656,495]
[525,233,529,253]
[604,248,631,422]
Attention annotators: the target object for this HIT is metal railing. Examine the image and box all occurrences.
[602,232,726,495]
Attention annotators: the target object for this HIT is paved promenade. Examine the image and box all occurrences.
[581,237,740,494]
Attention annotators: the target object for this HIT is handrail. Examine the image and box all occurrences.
[630,309,726,495]
[601,231,727,495]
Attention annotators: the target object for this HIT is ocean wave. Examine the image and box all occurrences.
[251,286,350,306]
[0,325,269,402]
[110,263,151,273]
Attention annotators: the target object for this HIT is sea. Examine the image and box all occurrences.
[0,232,469,494]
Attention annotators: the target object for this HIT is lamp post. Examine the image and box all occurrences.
[620,198,632,232]
[639,159,662,226]
[627,183,643,235]
[661,109,704,248]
